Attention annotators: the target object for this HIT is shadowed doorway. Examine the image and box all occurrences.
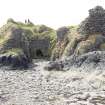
[36,49,44,57]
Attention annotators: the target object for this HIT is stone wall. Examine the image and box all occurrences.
[30,39,50,58]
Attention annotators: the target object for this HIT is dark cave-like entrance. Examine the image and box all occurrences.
[36,49,44,57]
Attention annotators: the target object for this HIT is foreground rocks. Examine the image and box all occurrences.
[0,49,30,69]
[44,61,64,71]
[45,51,105,71]
[0,61,105,105]
[63,51,105,70]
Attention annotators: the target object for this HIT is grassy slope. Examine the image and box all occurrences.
[0,20,57,57]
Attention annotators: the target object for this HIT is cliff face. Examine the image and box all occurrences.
[0,20,56,68]
[51,6,105,60]
[1,6,105,69]
[46,6,105,71]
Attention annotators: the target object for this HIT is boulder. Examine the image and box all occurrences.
[11,55,29,69]
[57,27,69,41]
[61,51,105,70]
[0,49,29,69]
[44,61,64,71]
[75,34,105,55]
[78,6,105,36]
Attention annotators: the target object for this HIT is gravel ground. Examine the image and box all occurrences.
[0,60,105,105]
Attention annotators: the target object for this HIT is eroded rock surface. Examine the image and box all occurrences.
[0,20,56,68]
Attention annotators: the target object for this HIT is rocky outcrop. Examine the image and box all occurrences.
[51,27,69,60]
[48,6,105,70]
[78,6,105,35]
[53,6,105,59]
[45,51,105,71]
[1,6,105,70]
[0,49,29,69]
[0,20,56,68]
[63,51,105,70]
[0,27,30,58]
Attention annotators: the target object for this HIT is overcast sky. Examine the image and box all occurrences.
[0,0,104,29]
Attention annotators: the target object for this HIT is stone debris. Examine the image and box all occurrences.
[0,60,104,104]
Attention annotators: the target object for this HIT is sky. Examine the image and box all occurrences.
[0,0,105,29]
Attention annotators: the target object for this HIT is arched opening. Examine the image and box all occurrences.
[36,49,43,57]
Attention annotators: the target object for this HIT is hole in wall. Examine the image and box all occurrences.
[36,49,43,57]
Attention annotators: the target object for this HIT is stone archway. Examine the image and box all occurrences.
[36,49,43,57]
